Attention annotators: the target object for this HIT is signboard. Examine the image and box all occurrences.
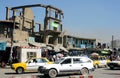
[51,21,59,28]
[28,37,35,43]
[101,50,110,54]
[0,42,7,51]
[80,44,86,48]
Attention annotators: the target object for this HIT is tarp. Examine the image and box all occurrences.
[91,52,99,56]
[0,41,7,51]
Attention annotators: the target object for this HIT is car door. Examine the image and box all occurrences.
[35,58,47,69]
[26,58,37,71]
[59,58,72,73]
[71,58,83,71]
[99,57,106,66]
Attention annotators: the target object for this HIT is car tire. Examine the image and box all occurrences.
[44,74,49,77]
[16,67,24,74]
[80,68,89,75]
[38,66,43,73]
[110,67,114,70]
[48,69,57,78]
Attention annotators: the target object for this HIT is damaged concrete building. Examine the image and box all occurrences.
[0,4,66,65]
[0,4,64,48]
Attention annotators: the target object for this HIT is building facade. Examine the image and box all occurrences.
[63,35,96,50]
[0,4,64,47]
[0,4,64,66]
[111,39,120,49]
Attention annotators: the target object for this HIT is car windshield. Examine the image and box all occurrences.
[26,58,47,63]
[54,57,65,64]
[26,58,32,63]
[90,57,98,60]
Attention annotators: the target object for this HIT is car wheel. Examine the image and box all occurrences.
[38,66,43,73]
[110,67,114,70]
[80,68,89,75]
[16,67,24,74]
[44,74,49,77]
[48,69,57,78]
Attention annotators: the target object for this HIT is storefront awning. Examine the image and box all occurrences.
[59,46,68,52]
[28,42,46,47]
[47,44,68,52]
[7,42,29,47]
[46,46,53,50]
[54,46,60,52]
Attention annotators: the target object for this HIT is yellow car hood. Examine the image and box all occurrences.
[47,62,54,64]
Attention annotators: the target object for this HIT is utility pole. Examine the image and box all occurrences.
[112,35,114,50]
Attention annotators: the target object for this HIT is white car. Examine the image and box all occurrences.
[11,57,53,74]
[38,56,94,78]
[107,60,120,69]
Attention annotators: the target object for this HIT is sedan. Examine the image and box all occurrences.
[11,57,53,74]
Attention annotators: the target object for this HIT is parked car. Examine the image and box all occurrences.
[11,57,53,74]
[107,60,120,69]
[38,56,94,78]
[90,56,110,68]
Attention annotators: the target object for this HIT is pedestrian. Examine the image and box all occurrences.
[110,55,113,61]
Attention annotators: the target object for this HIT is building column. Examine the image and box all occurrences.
[44,34,49,45]
[53,35,58,45]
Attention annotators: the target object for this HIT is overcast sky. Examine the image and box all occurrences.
[1,0,120,43]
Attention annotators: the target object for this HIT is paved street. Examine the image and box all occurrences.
[91,68,120,78]
[0,67,120,78]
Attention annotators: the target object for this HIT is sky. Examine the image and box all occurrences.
[1,0,120,43]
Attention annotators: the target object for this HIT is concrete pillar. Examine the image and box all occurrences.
[44,34,49,45]
[32,20,35,33]
[49,8,51,30]
[22,8,25,30]
[13,9,16,17]
[44,8,49,30]
[39,24,41,32]
[6,7,10,20]
[53,35,58,45]
[60,23,62,32]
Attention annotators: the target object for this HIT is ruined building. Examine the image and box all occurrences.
[0,4,65,66]
[0,4,64,47]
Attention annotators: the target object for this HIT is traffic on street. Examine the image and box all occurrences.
[0,1,120,78]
